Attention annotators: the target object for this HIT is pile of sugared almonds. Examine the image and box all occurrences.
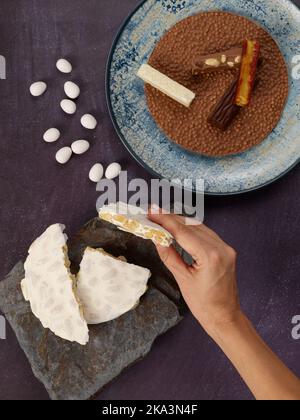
[30,58,122,184]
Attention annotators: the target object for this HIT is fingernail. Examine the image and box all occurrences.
[185,217,202,226]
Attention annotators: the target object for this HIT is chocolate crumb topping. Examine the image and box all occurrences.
[145,11,289,157]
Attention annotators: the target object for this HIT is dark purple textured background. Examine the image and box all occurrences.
[0,0,299,401]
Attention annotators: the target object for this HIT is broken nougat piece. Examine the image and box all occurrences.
[235,40,260,107]
[21,224,89,345]
[99,202,173,247]
[137,63,196,108]
[76,247,151,324]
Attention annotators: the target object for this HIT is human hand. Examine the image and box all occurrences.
[149,211,241,336]
[149,211,300,401]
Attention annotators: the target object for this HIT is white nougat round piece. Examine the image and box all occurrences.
[77,248,151,325]
[21,224,89,345]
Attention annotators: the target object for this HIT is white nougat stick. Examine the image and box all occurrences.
[137,63,195,108]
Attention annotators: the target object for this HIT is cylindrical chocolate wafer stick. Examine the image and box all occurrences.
[208,78,240,130]
[208,59,262,131]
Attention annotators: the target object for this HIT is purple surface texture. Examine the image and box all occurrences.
[0,0,299,401]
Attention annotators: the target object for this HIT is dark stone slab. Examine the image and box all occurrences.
[0,261,181,400]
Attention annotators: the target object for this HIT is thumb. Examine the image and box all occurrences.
[156,244,190,286]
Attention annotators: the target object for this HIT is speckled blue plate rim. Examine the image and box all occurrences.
[105,0,300,196]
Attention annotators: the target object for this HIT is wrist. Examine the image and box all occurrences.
[202,309,247,342]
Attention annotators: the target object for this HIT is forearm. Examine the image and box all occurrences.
[207,312,300,400]
[149,213,300,400]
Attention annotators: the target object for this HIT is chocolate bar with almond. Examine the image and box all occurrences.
[192,47,243,75]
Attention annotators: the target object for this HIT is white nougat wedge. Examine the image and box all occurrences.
[77,248,151,325]
[137,63,196,108]
[99,202,173,248]
[21,224,89,345]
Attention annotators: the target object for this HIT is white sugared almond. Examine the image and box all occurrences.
[89,163,104,183]
[56,59,72,74]
[71,140,90,155]
[81,114,98,130]
[43,128,61,143]
[64,81,80,99]
[105,163,122,180]
[30,82,47,97]
[60,99,76,115]
[56,147,72,164]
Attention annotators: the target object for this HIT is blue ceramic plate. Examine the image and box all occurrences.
[106,0,300,195]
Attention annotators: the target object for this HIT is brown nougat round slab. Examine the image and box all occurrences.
[145,11,289,157]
